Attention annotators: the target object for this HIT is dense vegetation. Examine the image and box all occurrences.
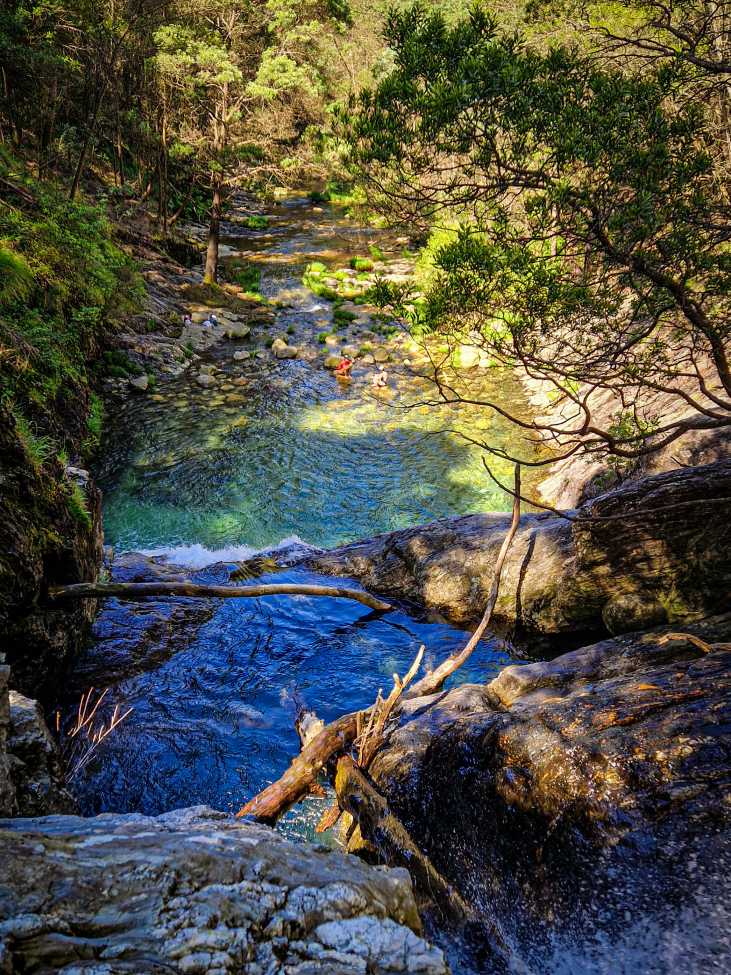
[1,0,729,474]
[343,1,731,469]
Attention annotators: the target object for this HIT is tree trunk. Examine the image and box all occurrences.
[203,171,222,283]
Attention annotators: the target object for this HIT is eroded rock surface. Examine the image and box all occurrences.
[367,616,731,967]
[308,460,731,637]
[0,806,448,975]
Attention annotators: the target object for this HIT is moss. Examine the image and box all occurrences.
[350,256,374,272]
[66,480,92,529]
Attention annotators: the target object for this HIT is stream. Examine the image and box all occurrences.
[66,195,546,970]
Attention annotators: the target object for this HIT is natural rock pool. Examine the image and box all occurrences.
[67,196,541,838]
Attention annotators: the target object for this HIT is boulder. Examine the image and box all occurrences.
[129,374,149,392]
[362,353,376,365]
[373,348,390,364]
[0,806,448,975]
[224,322,251,339]
[195,373,216,388]
[233,350,250,361]
[274,344,298,360]
[453,344,480,369]
[325,335,339,348]
[324,355,342,370]
[271,337,288,352]
[7,691,75,816]
[307,460,731,637]
[365,616,731,969]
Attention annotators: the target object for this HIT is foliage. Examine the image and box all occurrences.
[344,4,731,463]
[0,154,142,458]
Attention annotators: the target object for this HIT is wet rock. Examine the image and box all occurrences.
[129,374,149,392]
[324,355,342,370]
[373,348,390,364]
[368,615,731,963]
[233,350,250,361]
[7,691,75,816]
[273,343,299,359]
[307,460,731,636]
[0,806,448,975]
[362,353,376,365]
[325,335,340,347]
[0,662,13,816]
[195,373,216,388]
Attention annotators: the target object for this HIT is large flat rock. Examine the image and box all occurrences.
[365,616,731,968]
[0,806,448,975]
[307,460,731,637]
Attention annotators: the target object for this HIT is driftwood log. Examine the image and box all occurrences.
[48,581,393,614]
[238,466,523,824]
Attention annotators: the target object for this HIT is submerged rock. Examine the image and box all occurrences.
[0,806,448,975]
[368,615,731,967]
[307,460,731,638]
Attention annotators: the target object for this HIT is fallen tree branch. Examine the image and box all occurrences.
[334,755,478,925]
[47,581,393,614]
[238,465,523,825]
[407,464,521,698]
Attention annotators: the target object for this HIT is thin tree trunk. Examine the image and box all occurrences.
[203,171,222,283]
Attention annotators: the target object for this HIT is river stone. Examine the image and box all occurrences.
[366,616,731,969]
[373,348,390,363]
[307,459,731,635]
[233,377,248,386]
[271,337,288,352]
[362,354,375,365]
[341,346,359,358]
[195,373,215,388]
[324,355,342,370]
[0,806,447,975]
[233,350,250,361]
[129,374,149,392]
[325,335,339,347]
[453,344,480,369]
[225,322,251,339]
[274,344,298,359]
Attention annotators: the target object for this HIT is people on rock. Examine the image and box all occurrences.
[334,356,353,377]
[372,367,388,388]
[202,313,218,328]
[183,314,193,327]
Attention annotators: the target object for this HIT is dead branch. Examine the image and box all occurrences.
[407,463,521,698]
[238,465,523,825]
[334,755,496,933]
[48,581,393,614]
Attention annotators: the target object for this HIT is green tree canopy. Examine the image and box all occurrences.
[344,4,731,465]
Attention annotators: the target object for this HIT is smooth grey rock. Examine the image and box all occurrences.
[224,322,251,339]
[372,348,390,363]
[128,374,149,392]
[0,807,448,975]
[195,373,215,388]
[233,350,250,361]
[7,692,75,817]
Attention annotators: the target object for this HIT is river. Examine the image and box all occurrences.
[64,195,546,968]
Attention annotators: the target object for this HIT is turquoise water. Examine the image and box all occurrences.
[100,196,541,556]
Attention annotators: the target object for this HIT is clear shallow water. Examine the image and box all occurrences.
[101,196,542,553]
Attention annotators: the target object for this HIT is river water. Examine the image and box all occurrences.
[65,196,547,968]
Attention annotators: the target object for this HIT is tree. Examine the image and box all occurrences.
[344,5,731,468]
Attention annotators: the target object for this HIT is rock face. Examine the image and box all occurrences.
[367,616,731,967]
[0,806,448,975]
[308,460,731,638]
[6,691,76,817]
[0,404,103,700]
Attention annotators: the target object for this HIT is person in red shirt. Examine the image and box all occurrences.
[334,356,353,377]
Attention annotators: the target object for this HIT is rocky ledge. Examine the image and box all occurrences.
[364,614,731,969]
[0,806,448,975]
[307,459,731,639]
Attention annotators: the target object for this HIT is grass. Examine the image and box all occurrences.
[230,262,261,294]
[66,480,92,529]
[241,215,268,229]
[350,256,374,272]
[12,409,55,470]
